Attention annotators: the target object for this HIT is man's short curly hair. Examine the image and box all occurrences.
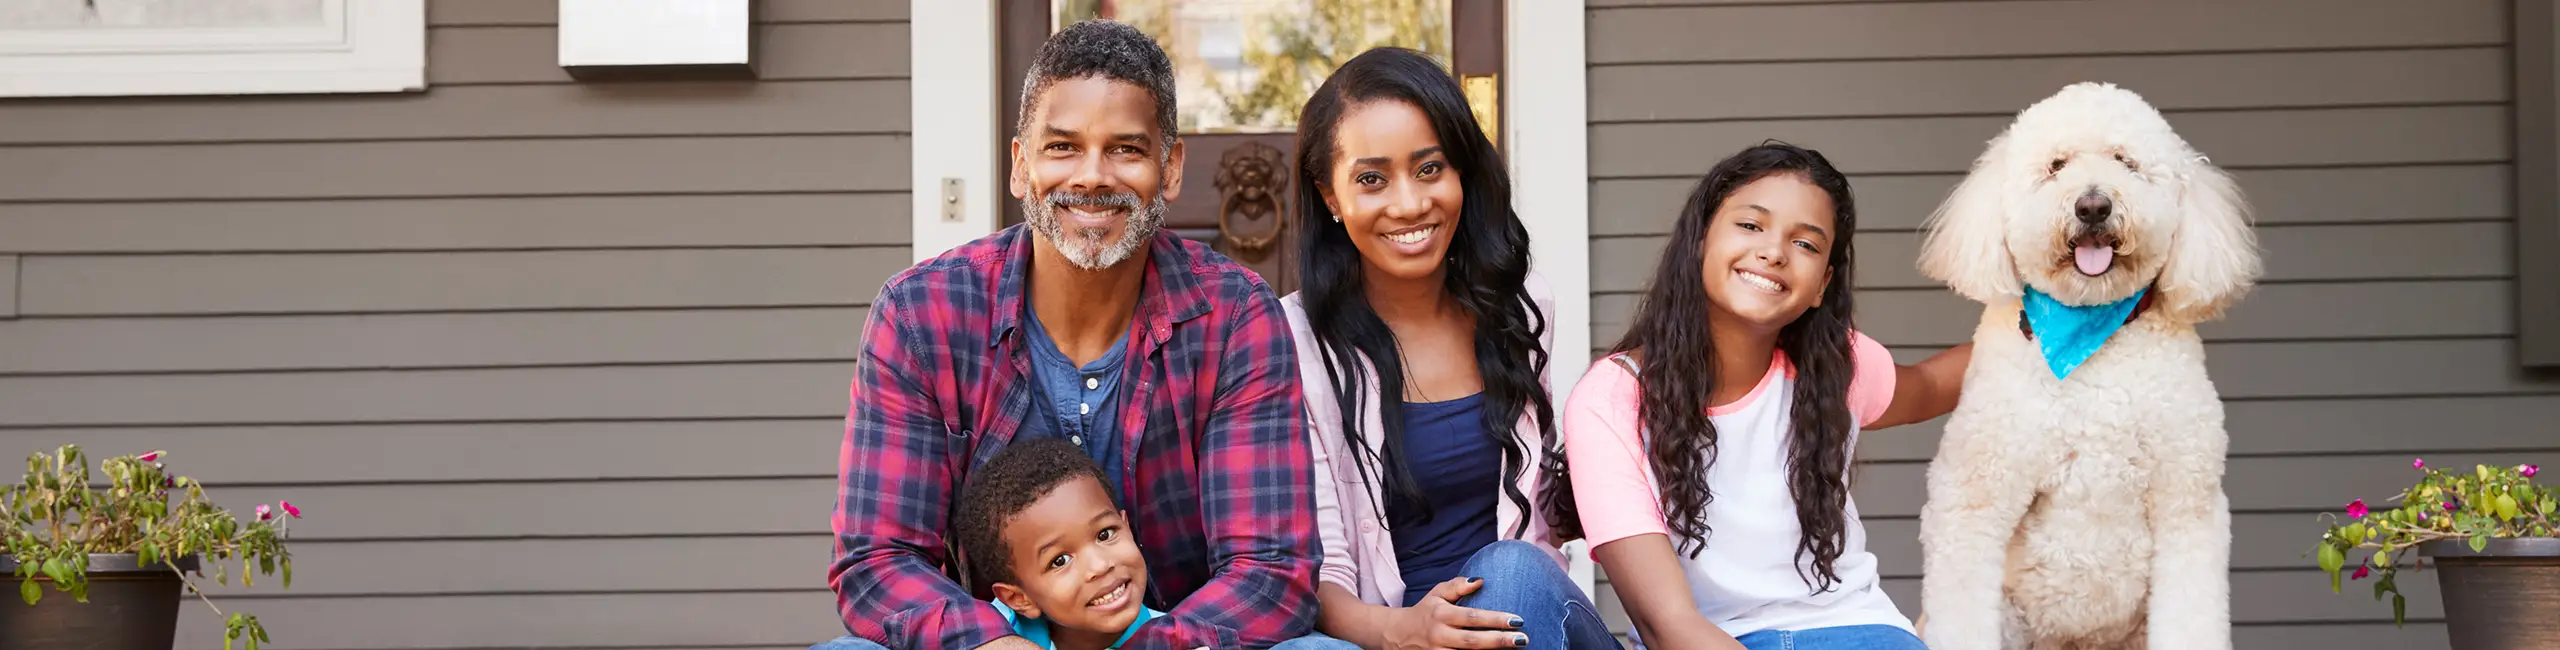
[954,437,1121,594]
[1015,19,1180,148]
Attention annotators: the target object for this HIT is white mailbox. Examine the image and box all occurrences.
[557,0,755,79]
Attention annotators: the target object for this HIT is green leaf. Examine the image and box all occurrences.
[280,560,292,589]
[2393,593,2408,626]
[2319,542,2345,592]
[19,577,36,605]
[2471,534,2490,552]
[2343,524,2367,545]
[2497,494,2520,521]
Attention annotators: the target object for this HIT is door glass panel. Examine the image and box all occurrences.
[1052,0,1451,134]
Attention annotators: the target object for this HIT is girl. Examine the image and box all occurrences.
[1562,143,1973,650]
[1281,47,1615,650]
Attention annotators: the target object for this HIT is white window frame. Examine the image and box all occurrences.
[909,0,1597,595]
[0,0,425,98]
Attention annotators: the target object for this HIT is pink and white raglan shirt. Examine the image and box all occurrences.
[1562,329,1913,639]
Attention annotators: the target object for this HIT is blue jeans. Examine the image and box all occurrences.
[1732,624,1926,650]
[808,630,1357,649]
[1442,540,1620,650]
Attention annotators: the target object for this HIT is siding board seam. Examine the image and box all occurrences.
[1584,43,2511,67]
[0,358,865,379]
[1584,43,2507,70]
[0,189,909,205]
[0,130,910,149]
[1587,217,2523,239]
[1589,276,2526,294]
[1593,160,2518,180]
[1588,101,2511,126]
[6,243,908,257]
[9,303,879,319]
[433,75,909,88]
[0,415,825,430]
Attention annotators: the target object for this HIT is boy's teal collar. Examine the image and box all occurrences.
[991,598,1163,649]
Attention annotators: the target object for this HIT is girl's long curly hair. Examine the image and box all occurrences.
[1610,142,1860,591]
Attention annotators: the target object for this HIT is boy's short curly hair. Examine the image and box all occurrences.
[954,437,1120,594]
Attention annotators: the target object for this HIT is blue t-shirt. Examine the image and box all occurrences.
[1384,392,1502,607]
[1021,308,1131,494]
[992,598,1163,649]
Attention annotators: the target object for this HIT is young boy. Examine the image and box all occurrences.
[953,438,1162,650]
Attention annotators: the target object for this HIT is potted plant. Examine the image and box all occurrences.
[2,445,299,650]
[2313,458,2556,649]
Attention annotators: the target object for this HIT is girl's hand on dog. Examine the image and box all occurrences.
[1385,577,1529,650]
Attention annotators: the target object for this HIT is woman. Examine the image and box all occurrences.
[1280,47,1616,650]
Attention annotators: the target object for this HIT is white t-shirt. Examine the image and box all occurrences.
[1562,330,1910,639]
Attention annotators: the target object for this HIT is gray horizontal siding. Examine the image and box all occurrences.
[0,194,908,253]
[17,249,909,315]
[0,136,907,201]
[0,1,905,647]
[1582,1,2550,646]
[0,80,908,144]
[0,419,839,484]
[1587,0,2501,64]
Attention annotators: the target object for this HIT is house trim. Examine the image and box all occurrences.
[906,0,1599,592]
[2516,0,2560,367]
[0,0,424,98]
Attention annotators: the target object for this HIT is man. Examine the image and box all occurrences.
[818,20,1344,650]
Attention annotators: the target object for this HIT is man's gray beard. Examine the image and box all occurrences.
[1024,190,1167,271]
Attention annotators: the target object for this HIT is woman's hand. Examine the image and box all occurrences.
[1383,577,1530,650]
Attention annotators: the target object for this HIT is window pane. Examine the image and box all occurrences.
[1055,0,1451,134]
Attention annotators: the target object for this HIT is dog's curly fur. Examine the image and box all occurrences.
[1914,82,2261,650]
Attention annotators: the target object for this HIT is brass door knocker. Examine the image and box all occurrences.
[1214,142,1289,253]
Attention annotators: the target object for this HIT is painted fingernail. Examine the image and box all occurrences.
[1509,616,1525,628]
[1512,634,1529,647]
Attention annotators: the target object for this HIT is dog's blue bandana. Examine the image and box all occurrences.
[2020,285,2148,380]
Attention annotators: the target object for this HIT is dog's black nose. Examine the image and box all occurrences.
[2075,192,2113,224]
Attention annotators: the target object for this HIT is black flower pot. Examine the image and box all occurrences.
[2421,537,2560,650]
[0,553,198,650]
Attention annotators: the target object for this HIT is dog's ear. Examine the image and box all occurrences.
[1919,131,2024,303]
[2154,156,2262,322]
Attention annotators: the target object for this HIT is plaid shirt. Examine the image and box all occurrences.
[829,225,1319,650]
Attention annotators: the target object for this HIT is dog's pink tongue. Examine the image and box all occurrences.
[2074,244,2116,276]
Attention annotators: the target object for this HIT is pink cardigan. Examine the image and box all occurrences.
[1279,272,1570,606]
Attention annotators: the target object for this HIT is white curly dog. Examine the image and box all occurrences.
[1913,82,2262,650]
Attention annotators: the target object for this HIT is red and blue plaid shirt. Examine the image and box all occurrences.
[829,225,1319,650]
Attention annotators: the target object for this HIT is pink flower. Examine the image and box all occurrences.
[2526,465,2541,479]
[2445,501,2459,512]
[2413,458,2426,469]
[2347,499,2368,519]
[2418,510,2430,521]
[280,501,301,519]
[2352,565,2371,580]
[254,504,272,521]
[136,451,161,462]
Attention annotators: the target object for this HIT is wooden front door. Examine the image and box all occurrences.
[1000,0,1506,296]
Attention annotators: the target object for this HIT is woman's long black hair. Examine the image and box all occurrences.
[1292,47,1576,540]
[1611,142,1860,592]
